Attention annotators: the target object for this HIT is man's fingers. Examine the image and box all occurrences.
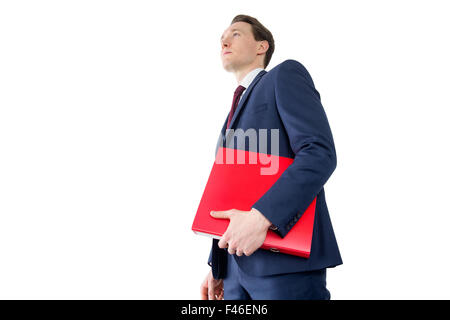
[200,274,209,300]
[210,210,232,219]
[200,284,208,300]
[212,210,235,250]
[244,248,255,256]
[218,237,228,249]
[208,279,215,300]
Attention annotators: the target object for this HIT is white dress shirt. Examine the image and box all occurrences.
[237,67,265,103]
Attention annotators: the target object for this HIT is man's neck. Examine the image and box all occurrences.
[234,63,264,84]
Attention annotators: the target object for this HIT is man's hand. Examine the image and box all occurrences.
[210,207,271,256]
[200,270,224,300]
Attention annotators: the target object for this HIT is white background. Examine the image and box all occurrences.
[1,0,449,299]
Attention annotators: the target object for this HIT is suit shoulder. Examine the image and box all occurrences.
[267,59,312,85]
[270,59,308,73]
[271,59,317,90]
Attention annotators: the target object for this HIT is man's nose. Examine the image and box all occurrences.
[221,38,230,49]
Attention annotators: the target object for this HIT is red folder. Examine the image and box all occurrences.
[192,147,316,258]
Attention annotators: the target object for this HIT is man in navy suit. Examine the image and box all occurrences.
[200,15,342,300]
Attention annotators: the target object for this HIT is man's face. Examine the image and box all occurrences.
[220,22,263,72]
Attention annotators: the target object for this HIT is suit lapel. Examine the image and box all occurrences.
[227,70,267,131]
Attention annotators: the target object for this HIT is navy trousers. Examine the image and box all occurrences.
[223,253,330,300]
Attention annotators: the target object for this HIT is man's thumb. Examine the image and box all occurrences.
[210,210,230,219]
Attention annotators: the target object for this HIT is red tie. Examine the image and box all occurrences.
[226,85,246,129]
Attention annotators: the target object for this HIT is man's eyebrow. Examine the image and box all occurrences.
[221,28,242,40]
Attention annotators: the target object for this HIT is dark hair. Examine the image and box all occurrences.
[231,14,275,68]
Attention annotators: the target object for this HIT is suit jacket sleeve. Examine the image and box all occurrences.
[252,59,337,238]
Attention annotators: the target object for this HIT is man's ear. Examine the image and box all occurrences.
[257,40,269,55]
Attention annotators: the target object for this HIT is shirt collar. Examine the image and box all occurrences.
[239,67,265,89]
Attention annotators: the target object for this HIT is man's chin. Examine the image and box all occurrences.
[222,62,235,72]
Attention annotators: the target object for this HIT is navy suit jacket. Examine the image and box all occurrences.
[208,59,342,278]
